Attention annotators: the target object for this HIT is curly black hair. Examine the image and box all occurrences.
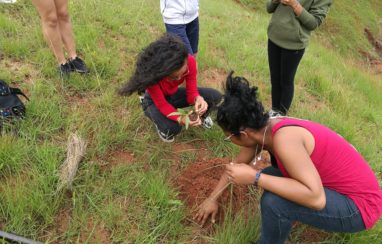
[217,71,269,135]
[119,33,188,96]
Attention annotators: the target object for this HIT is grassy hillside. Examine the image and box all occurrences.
[1,0,381,243]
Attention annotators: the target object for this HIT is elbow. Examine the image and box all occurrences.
[306,24,319,31]
[311,193,326,210]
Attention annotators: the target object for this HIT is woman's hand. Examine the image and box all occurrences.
[177,114,202,127]
[194,96,208,116]
[194,198,219,226]
[226,163,257,185]
[280,0,298,7]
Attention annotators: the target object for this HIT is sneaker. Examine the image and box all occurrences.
[201,116,213,129]
[69,57,89,73]
[268,109,283,118]
[155,124,174,143]
[58,62,71,79]
[139,96,144,105]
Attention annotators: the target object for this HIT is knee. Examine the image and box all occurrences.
[42,13,59,28]
[260,191,283,216]
[166,123,182,136]
[57,10,70,22]
[201,89,222,105]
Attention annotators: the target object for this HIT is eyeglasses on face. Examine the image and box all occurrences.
[168,69,189,81]
[223,133,236,142]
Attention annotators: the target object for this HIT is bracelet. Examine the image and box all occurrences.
[254,169,263,187]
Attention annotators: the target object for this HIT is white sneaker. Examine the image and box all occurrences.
[0,0,17,3]
[202,116,213,129]
[269,109,283,118]
[138,96,144,104]
[154,124,174,143]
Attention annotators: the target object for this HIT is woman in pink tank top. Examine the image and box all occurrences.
[194,72,382,244]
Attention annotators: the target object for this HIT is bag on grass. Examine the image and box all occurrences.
[0,79,29,122]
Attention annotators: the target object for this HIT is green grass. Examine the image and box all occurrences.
[1,0,381,243]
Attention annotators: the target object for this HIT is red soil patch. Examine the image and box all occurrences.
[365,28,382,55]
[1,59,39,87]
[79,219,111,243]
[359,50,382,73]
[199,69,227,89]
[100,150,135,171]
[172,142,210,161]
[173,157,256,227]
[42,206,72,242]
[55,207,72,235]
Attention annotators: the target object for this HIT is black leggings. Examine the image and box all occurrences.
[268,39,305,115]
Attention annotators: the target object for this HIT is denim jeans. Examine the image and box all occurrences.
[259,167,365,244]
[142,87,222,138]
[165,17,199,54]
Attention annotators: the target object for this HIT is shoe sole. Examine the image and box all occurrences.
[154,125,174,143]
[72,69,89,74]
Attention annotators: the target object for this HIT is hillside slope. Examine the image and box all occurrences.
[0,0,381,243]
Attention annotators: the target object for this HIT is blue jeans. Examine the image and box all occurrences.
[165,17,199,54]
[141,87,221,137]
[259,167,365,244]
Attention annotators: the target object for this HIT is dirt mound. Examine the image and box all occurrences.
[173,157,254,226]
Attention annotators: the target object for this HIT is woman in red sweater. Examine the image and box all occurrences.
[195,72,382,243]
[119,34,222,142]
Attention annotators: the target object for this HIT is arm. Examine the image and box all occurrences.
[260,127,326,209]
[282,0,332,31]
[227,127,326,210]
[194,146,257,225]
[185,55,200,105]
[266,0,280,13]
[147,85,179,122]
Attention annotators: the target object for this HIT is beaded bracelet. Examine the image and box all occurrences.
[254,169,263,187]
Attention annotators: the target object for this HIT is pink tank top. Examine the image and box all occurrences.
[272,118,382,229]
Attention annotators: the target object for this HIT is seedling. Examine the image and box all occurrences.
[168,108,199,129]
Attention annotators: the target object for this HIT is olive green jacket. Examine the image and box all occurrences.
[266,0,333,50]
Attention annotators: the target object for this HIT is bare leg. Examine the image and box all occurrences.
[31,0,66,65]
[54,0,77,59]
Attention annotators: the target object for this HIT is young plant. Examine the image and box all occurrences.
[168,108,199,129]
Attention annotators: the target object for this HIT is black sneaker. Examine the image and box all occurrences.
[69,57,89,73]
[58,62,71,79]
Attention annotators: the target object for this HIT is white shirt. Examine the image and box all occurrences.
[160,0,199,25]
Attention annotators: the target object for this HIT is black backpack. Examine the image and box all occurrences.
[0,79,29,122]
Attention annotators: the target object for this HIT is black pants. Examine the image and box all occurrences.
[142,87,222,137]
[268,39,305,115]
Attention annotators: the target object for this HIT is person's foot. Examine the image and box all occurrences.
[201,116,213,129]
[155,125,174,143]
[69,57,89,73]
[58,62,71,79]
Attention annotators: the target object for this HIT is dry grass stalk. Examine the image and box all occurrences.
[57,133,87,191]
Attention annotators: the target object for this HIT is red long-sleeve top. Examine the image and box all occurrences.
[146,55,200,122]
